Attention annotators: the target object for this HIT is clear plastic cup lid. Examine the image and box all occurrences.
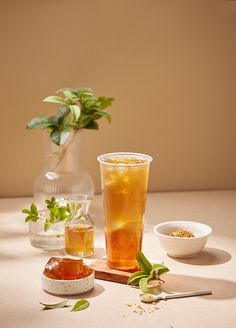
[97,152,153,166]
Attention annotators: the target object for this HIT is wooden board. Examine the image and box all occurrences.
[89,259,132,284]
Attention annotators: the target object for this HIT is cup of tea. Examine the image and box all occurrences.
[97,152,152,270]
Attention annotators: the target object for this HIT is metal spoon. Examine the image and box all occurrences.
[140,290,212,303]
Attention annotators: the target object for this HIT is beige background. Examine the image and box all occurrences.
[0,0,236,197]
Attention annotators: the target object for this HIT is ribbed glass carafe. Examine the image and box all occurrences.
[33,131,94,208]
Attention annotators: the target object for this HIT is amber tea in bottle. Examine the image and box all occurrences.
[65,199,94,257]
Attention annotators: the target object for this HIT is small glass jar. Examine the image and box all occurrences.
[29,210,65,250]
[65,199,94,257]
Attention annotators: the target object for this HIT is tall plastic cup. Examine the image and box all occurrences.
[97,152,152,270]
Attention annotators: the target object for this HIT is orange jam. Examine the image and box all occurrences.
[44,257,93,280]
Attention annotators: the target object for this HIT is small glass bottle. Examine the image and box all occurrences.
[65,199,94,257]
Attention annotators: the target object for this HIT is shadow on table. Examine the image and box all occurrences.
[0,231,28,239]
[162,273,236,300]
[52,282,105,300]
[169,247,231,266]
[38,247,106,258]
[0,252,20,261]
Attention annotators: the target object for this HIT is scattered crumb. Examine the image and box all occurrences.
[123,301,160,317]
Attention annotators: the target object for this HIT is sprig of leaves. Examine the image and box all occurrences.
[27,87,114,145]
[22,203,39,222]
[22,197,72,232]
[45,197,70,228]
[127,251,169,293]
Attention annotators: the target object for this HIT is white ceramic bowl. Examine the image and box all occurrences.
[41,271,95,295]
[153,221,212,258]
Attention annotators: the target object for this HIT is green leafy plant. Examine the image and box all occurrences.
[127,251,169,293]
[22,197,72,232]
[26,87,114,145]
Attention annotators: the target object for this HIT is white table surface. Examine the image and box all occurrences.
[0,190,236,328]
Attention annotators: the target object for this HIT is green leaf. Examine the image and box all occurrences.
[44,221,50,232]
[127,271,148,285]
[46,197,57,209]
[71,299,90,312]
[40,300,69,310]
[63,90,74,99]
[49,210,55,223]
[91,109,110,120]
[30,203,38,216]
[139,275,153,293]
[50,129,71,145]
[56,106,70,125]
[79,114,92,127]
[73,88,93,97]
[84,120,99,130]
[152,263,165,270]
[96,97,114,109]
[26,117,54,129]
[49,206,60,222]
[59,210,70,221]
[43,96,66,105]
[31,215,38,222]
[150,263,169,279]
[70,105,81,122]
[136,251,152,274]
[105,114,111,123]
[56,87,72,94]
[154,267,169,278]
[82,96,98,109]
[25,215,33,222]
[22,209,31,214]
[93,113,111,123]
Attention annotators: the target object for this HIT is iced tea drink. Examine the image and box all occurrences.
[97,152,152,270]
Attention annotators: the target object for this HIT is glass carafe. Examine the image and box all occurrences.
[33,131,94,209]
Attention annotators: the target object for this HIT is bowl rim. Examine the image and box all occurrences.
[41,269,94,282]
[153,220,213,240]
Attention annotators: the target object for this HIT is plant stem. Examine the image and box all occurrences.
[55,132,76,169]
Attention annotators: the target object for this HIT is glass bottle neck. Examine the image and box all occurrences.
[69,198,91,217]
[44,131,83,172]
